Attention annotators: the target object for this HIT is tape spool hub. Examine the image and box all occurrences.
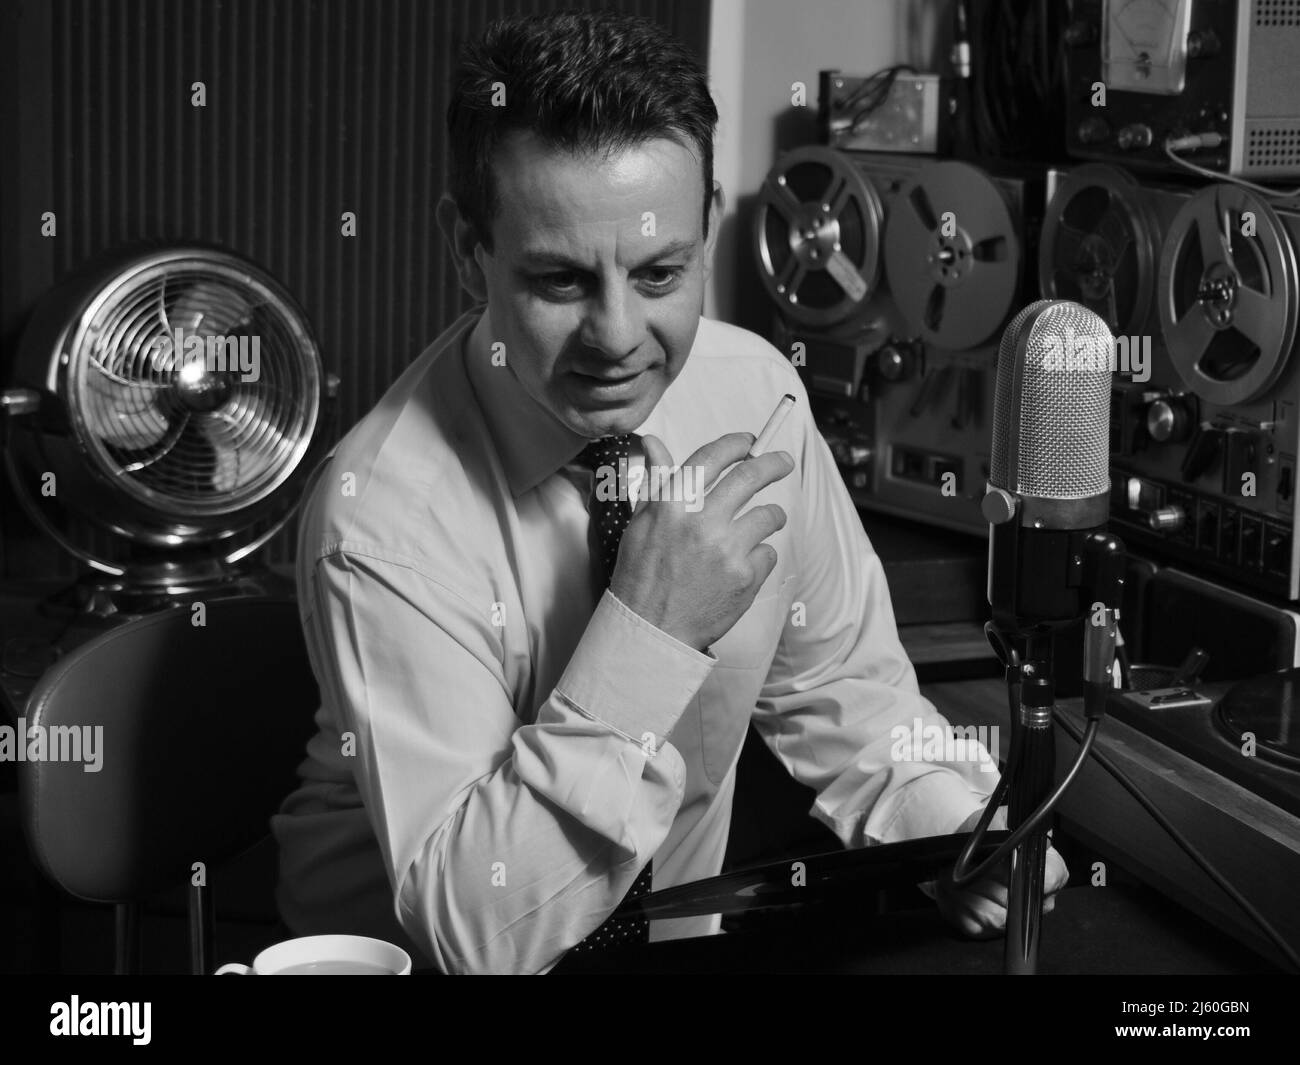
[1158,185,1299,406]
[753,147,883,329]
[1039,164,1156,339]
[883,161,1020,350]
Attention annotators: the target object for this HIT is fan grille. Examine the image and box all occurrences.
[67,253,321,518]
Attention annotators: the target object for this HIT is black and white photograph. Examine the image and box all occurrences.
[0,0,1297,1039]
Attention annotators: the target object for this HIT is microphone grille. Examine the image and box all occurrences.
[990,299,1112,501]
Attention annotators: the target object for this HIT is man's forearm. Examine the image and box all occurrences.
[383,589,712,973]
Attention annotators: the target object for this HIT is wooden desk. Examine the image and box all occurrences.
[899,621,995,666]
[923,676,1300,969]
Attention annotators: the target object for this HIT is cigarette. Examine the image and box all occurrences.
[748,394,796,458]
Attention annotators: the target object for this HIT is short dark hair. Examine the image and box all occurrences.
[447,11,718,251]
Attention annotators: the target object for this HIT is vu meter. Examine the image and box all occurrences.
[1101,0,1194,95]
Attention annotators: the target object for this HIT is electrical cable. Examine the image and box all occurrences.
[1163,139,1300,200]
[830,64,916,135]
[945,661,1299,971]
[961,0,1067,160]
[1053,707,1300,973]
[948,669,1100,887]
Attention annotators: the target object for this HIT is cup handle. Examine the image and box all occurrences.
[214,963,255,975]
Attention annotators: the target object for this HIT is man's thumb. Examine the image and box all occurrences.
[641,433,674,470]
[635,435,676,516]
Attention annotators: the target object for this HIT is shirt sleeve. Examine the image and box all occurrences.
[751,399,1000,846]
[304,544,714,974]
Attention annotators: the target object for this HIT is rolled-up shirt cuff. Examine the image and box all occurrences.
[870,769,1001,846]
[554,589,715,749]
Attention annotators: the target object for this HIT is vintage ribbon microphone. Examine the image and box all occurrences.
[969,299,1125,974]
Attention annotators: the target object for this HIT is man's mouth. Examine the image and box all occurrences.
[571,369,648,401]
[575,369,644,383]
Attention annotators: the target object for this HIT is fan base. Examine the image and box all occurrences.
[49,563,294,619]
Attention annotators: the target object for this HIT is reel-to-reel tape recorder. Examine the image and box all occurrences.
[753,146,1042,535]
[1039,162,1300,600]
[755,143,1300,601]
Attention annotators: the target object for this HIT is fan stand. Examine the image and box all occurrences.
[45,560,294,621]
[4,438,304,620]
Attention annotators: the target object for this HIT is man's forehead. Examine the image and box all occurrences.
[490,131,704,250]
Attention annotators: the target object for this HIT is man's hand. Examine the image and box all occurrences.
[931,807,1069,939]
[610,432,795,653]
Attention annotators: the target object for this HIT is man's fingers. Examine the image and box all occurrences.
[1045,847,1070,896]
[936,877,1007,939]
[956,895,1006,938]
[938,851,1066,937]
[680,432,759,492]
[732,501,788,550]
[706,451,795,517]
[742,543,779,596]
[973,876,1009,911]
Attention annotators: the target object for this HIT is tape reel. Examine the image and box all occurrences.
[1157,185,1299,407]
[753,146,884,329]
[882,161,1021,350]
[1039,164,1157,339]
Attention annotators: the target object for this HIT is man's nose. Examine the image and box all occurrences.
[579,285,645,360]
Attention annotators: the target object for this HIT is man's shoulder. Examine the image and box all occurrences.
[685,317,808,409]
[331,320,481,486]
[299,315,495,570]
[692,317,795,370]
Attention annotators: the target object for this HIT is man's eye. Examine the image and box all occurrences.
[639,266,684,291]
[533,272,584,299]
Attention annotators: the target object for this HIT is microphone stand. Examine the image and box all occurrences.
[1001,628,1055,976]
[989,532,1125,975]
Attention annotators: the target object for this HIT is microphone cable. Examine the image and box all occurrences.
[947,667,1101,888]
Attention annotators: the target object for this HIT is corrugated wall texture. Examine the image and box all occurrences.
[0,0,712,579]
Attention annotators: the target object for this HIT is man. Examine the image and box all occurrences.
[272,10,1067,975]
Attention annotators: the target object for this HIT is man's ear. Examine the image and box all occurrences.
[436,194,489,303]
[702,181,725,282]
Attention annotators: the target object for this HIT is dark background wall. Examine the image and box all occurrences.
[0,0,711,579]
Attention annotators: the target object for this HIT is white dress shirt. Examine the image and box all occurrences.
[271,309,999,974]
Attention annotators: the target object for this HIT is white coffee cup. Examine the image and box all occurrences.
[215,934,412,975]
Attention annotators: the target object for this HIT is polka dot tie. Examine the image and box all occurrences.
[574,434,637,584]
[568,433,653,952]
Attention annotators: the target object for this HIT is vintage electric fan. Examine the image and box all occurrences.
[2,247,337,615]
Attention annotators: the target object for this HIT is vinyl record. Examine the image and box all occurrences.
[1214,669,1300,772]
[1039,164,1156,339]
[752,146,884,329]
[883,161,1020,350]
[1157,184,1299,406]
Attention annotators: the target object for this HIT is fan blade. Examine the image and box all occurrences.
[115,412,188,474]
[84,361,171,450]
[194,410,285,495]
[169,279,253,338]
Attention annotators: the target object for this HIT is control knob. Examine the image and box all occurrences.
[1148,505,1186,532]
[1146,396,1192,443]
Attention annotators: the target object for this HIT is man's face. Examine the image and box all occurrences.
[469,130,717,439]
